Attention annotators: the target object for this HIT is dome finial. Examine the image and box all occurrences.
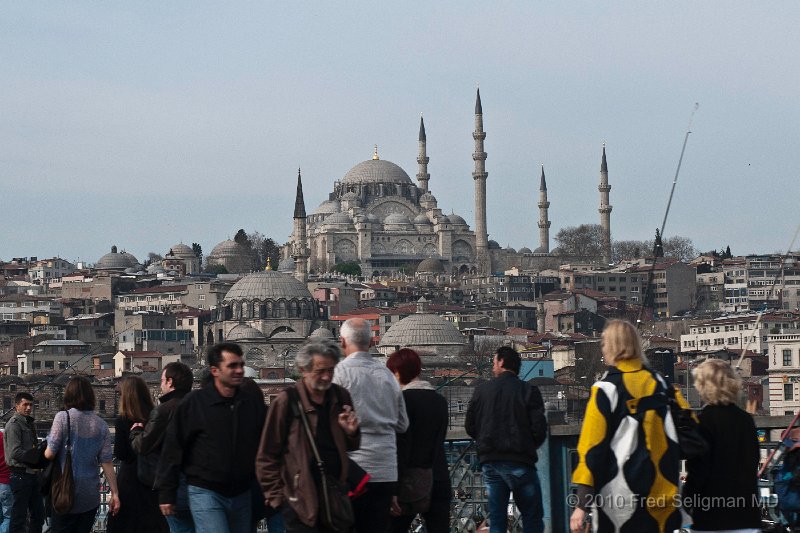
[265,257,272,271]
[372,144,379,160]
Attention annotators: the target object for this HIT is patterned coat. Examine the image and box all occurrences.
[572,358,686,533]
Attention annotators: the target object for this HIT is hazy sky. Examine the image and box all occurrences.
[2,2,798,264]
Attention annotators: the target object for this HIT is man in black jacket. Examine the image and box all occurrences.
[465,346,547,533]
[157,342,266,533]
[131,361,194,532]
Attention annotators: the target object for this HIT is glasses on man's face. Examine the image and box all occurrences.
[311,367,335,376]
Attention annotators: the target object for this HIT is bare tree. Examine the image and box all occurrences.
[554,224,604,258]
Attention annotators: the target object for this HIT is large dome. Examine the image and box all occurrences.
[207,239,251,274]
[167,243,196,259]
[227,324,266,341]
[225,270,313,302]
[341,159,413,185]
[417,258,445,274]
[379,313,466,348]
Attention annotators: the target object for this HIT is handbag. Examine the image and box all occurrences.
[396,466,433,515]
[295,397,355,532]
[664,384,709,460]
[50,410,75,515]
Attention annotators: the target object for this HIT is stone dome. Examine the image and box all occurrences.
[519,247,533,254]
[417,258,445,274]
[448,214,467,226]
[505,246,517,254]
[419,192,437,203]
[224,270,313,302]
[96,247,139,270]
[365,213,379,223]
[207,239,251,274]
[270,330,304,340]
[277,257,295,273]
[341,159,413,185]
[437,215,451,224]
[309,327,334,339]
[488,240,501,250]
[533,246,548,254]
[313,199,341,215]
[167,243,196,258]
[384,213,412,225]
[227,324,267,341]
[379,313,466,348]
[341,191,359,200]
[322,212,354,227]
[413,214,431,225]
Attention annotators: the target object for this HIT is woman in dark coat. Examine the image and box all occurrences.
[387,348,451,533]
[106,376,169,533]
[683,359,761,533]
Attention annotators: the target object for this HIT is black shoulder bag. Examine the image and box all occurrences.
[293,396,355,532]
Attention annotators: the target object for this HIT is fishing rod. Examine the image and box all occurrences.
[637,103,699,326]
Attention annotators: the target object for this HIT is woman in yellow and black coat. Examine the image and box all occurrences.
[569,320,686,533]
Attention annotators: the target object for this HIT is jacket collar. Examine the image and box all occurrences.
[402,379,435,391]
[159,389,187,403]
[203,381,239,405]
[614,358,644,373]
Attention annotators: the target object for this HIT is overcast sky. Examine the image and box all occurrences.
[2,2,798,264]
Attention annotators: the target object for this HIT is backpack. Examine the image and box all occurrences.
[776,447,800,512]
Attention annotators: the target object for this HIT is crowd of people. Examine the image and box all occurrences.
[0,317,767,533]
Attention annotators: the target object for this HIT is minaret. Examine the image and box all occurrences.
[416,115,430,192]
[472,88,490,274]
[537,165,551,254]
[598,144,612,264]
[292,169,310,283]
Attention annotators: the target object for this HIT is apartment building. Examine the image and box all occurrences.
[767,332,800,416]
[680,312,800,354]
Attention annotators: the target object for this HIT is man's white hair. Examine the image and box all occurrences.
[340,318,371,350]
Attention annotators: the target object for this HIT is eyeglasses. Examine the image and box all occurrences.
[311,368,335,376]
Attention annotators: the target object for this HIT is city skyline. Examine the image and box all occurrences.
[2,2,798,263]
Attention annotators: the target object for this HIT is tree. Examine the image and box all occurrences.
[611,234,698,263]
[207,264,228,275]
[192,243,203,265]
[662,236,697,262]
[144,252,163,267]
[554,224,605,258]
[330,261,361,276]
[234,229,249,246]
[612,240,645,262]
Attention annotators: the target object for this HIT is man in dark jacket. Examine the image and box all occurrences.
[4,392,44,533]
[465,347,547,533]
[131,361,194,532]
[157,342,266,533]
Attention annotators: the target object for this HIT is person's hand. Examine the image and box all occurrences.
[570,507,588,533]
[130,422,144,430]
[160,503,175,516]
[337,405,359,436]
[109,493,121,516]
[390,495,402,517]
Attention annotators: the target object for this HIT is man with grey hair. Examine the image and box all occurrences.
[334,318,408,533]
[257,340,360,531]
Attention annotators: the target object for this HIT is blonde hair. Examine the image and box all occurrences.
[692,359,740,405]
[600,320,643,364]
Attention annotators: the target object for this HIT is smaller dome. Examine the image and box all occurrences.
[519,247,532,254]
[533,246,548,254]
[505,246,517,254]
[313,199,341,215]
[384,213,412,225]
[365,213,379,223]
[227,324,266,341]
[437,215,451,224]
[341,191,359,200]
[270,330,304,340]
[322,212,354,226]
[379,313,466,348]
[277,257,295,273]
[419,192,437,204]
[488,240,501,250]
[448,214,467,225]
[167,243,195,258]
[309,327,334,339]
[96,247,139,270]
[417,258,445,274]
[124,267,138,274]
[413,214,431,225]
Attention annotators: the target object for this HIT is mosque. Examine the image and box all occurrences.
[281,89,614,282]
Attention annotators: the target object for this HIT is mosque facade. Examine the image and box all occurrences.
[283,90,613,282]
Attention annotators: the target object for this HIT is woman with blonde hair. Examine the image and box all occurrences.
[569,319,685,533]
[683,359,760,532]
[107,376,168,533]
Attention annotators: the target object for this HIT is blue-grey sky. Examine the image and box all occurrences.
[2,2,798,264]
